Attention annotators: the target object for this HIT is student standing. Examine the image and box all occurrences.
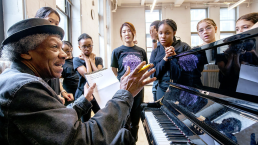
[150,19,191,100]
[149,20,160,101]
[61,41,79,102]
[111,22,148,141]
[73,33,103,121]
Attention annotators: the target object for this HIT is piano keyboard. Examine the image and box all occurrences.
[145,110,190,145]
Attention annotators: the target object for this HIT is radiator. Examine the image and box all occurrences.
[201,64,220,88]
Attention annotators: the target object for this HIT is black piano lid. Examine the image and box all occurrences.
[162,84,258,145]
[166,26,258,103]
[168,26,258,59]
[167,82,258,118]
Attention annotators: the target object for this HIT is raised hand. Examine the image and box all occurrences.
[163,46,176,61]
[150,25,158,40]
[89,53,96,63]
[79,52,88,60]
[120,61,156,97]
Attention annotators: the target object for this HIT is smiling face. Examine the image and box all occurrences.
[121,26,134,44]
[28,36,67,79]
[198,21,217,44]
[236,19,254,34]
[44,12,60,26]
[158,23,176,47]
[78,38,93,56]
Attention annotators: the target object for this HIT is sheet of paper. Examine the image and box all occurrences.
[236,64,258,96]
[85,68,120,109]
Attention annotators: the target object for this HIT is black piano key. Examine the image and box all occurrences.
[158,122,174,125]
[164,130,183,134]
[162,127,179,131]
[168,139,188,142]
[167,136,188,140]
[170,142,188,145]
[149,110,191,144]
[160,124,177,127]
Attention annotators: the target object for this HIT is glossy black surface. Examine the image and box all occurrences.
[141,28,258,145]
[162,84,258,145]
[168,27,258,97]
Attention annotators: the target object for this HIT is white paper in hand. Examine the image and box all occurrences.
[85,68,120,109]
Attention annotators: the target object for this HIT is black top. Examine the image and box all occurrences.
[73,57,103,91]
[47,78,60,95]
[62,58,79,88]
[175,46,208,87]
[111,45,148,81]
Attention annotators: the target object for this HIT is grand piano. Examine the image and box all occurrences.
[141,27,258,145]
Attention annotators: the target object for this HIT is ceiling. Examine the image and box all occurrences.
[116,0,252,7]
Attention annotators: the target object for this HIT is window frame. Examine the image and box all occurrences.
[0,0,4,44]
[145,9,162,61]
[220,7,237,39]
[56,0,72,41]
[190,8,208,47]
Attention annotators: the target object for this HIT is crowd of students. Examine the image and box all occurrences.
[0,6,258,145]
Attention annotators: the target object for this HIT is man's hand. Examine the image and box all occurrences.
[150,26,158,40]
[62,92,74,102]
[120,61,156,97]
[84,83,96,102]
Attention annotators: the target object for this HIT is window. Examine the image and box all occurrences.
[0,0,4,45]
[56,0,71,41]
[220,8,236,39]
[190,9,207,47]
[145,10,161,61]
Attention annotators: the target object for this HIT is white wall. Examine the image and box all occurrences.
[251,0,258,13]
[208,6,220,40]
[25,0,56,18]
[71,0,81,57]
[111,7,146,51]
[162,3,191,45]
[238,4,251,19]
[2,0,23,38]
[80,0,100,56]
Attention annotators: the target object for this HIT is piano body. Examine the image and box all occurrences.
[141,27,258,145]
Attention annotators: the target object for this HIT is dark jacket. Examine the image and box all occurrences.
[0,61,135,145]
[150,40,191,82]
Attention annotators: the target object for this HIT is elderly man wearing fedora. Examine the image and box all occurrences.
[0,18,156,145]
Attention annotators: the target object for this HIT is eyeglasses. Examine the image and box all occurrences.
[198,26,213,33]
[81,45,94,49]
[64,50,72,53]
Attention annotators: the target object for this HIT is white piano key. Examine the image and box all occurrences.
[145,111,171,145]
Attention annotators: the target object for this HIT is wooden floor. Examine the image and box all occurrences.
[136,86,153,145]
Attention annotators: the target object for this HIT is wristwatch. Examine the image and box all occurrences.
[152,39,157,43]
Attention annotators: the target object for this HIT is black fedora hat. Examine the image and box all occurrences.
[1,18,64,46]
